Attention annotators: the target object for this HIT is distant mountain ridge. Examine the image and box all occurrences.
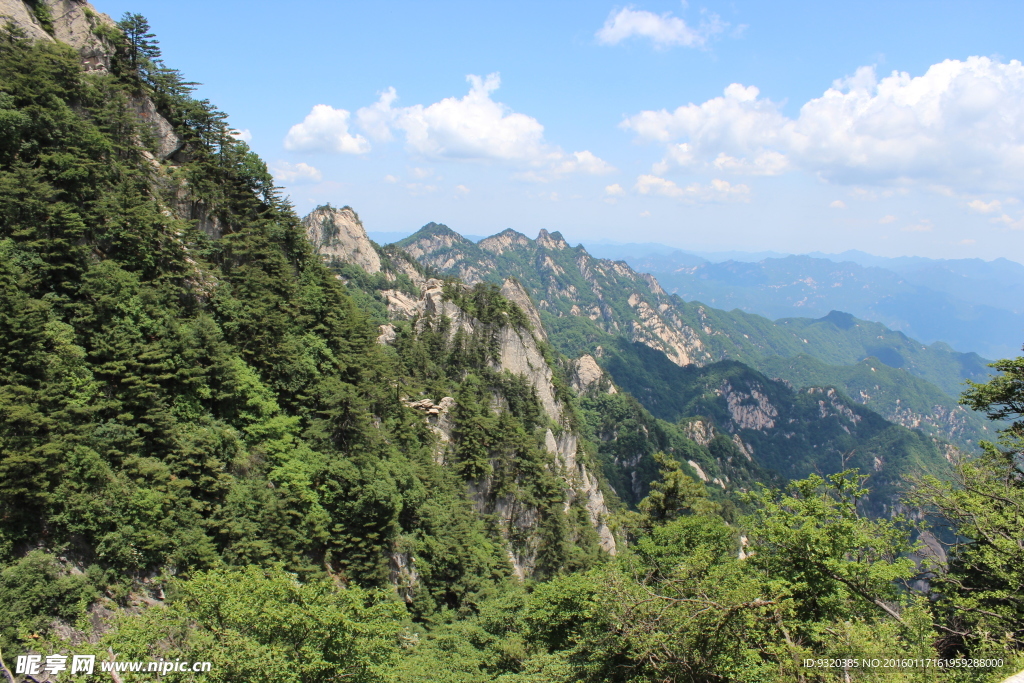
[583,243,1024,360]
[393,224,992,448]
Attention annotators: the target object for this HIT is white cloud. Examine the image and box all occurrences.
[992,213,1024,229]
[635,175,750,203]
[353,73,611,178]
[232,129,252,143]
[960,239,977,245]
[605,183,625,196]
[639,210,651,217]
[284,104,371,154]
[829,200,846,209]
[550,150,615,176]
[405,183,438,196]
[384,174,399,183]
[879,214,897,224]
[357,87,398,142]
[623,57,1024,190]
[967,199,1001,213]
[596,7,725,49]
[455,184,470,194]
[902,219,933,232]
[270,161,322,183]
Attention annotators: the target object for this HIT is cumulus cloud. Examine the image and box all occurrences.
[623,57,1024,190]
[284,105,371,154]
[270,161,323,183]
[353,73,612,179]
[829,200,846,209]
[879,215,897,224]
[635,175,750,203]
[605,183,625,196]
[902,220,934,232]
[992,213,1024,229]
[596,6,725,49]
[232,129,252,143]
[968,199,1001,213]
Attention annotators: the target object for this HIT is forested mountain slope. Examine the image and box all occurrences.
[3,3,1022,680]
[0,0,617,646]
[395,224,991,447]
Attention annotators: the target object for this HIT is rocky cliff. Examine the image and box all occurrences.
[377,273,617,572]
[304,217,620,577]
[303,205,382,274]
[0,0,116,71]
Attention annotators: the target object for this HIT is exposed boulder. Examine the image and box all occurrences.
[303,205,382,274]
[130,94,181,159]
[569,354,616,396]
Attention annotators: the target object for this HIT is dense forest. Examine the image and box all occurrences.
[0,4,1022,681]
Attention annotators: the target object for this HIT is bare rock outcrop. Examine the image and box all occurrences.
[131,95,182,159]
[536,228,569,251]
[478,228,532,255]
[384,276,618,575]
[500,278,546,340]
[1,0,117,71]
[719,381,779,431]
[303,205,382,274]
[569,354,616,396]
[682,419,716,446]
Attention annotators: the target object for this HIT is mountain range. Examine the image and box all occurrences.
[3,3,1019,676]
[390,224,993,450]
[580,242,1024,360]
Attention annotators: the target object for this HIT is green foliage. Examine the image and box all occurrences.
[95,566,403,683]
[0,551,96,655]
[637,452,721,524]
[7,15,1018,682]
[908,354,1024,655]
[746,471,918,627]
[28,1,54,35]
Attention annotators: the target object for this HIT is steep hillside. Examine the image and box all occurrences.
[0,7,621,647]
[395,224,989,447]
[393,224,956,514]
[314,211,765,515]
[3,6,1016,677]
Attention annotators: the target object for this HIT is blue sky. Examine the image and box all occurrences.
[98,0,1024,260]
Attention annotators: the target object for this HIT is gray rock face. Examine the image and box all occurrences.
[0,0,117,70]
[0,0,53,41]
[303,206,382,274]
[381,275,618,576]
[1,1,182,165]
[500,278,546,341]
[130,95,182,159]
[49,0,116,72]
[569,354,616,396]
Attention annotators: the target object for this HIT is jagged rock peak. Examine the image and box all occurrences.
[569,354,616,396]
[500,278,547,341]
[479,228,531,255]
[0,0,117,72]
[302,204,381,274]
[536,229,569,251]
